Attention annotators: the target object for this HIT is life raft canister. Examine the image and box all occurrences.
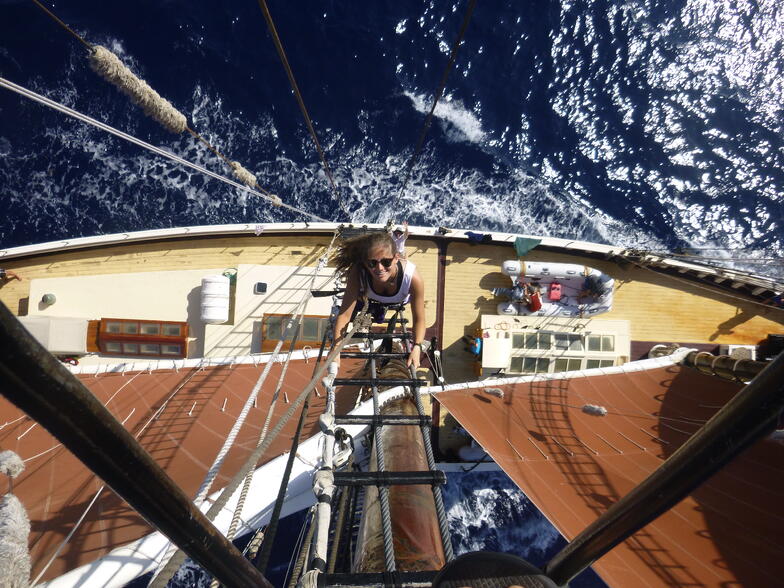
[548,281,563,301]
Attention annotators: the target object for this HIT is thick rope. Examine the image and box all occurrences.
[209,318,308,588]
[287,507,316,588]
[254,304,339,575]
[256,0,350,219]
[88,46,187,134]
[31,1,281,202]
[389,0,478,221]
[148,338,290,588]
[0,77,316,219]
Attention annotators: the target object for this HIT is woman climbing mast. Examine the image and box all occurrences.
[331,232,426,369]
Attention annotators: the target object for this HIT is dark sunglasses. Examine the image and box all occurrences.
[366,257,394,269]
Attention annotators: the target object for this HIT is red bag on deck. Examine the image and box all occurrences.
[527,291,542,312]
[548,281,562,301]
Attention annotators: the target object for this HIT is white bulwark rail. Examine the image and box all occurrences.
[2,222,779,295]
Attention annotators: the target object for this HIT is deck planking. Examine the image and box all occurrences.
[2,233,782,377]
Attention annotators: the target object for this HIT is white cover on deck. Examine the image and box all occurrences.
[18,316,88,355]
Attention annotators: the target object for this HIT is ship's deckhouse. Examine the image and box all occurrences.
[480,314,631,376]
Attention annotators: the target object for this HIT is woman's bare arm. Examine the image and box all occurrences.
[407,269,426,368]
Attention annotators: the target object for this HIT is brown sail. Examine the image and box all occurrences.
[436,364,784,587]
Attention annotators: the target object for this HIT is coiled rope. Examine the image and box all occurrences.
[0,77,330,221]
[389,0,478,222]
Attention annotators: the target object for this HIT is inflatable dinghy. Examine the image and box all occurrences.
[491,260,614,317]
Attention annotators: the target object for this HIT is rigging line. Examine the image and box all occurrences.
[222,241,340,560]
[618,251,784,310]
[30,0,94,52]
[665,255,784,274]
[153,236,341,587]
[256,0,350,220]
[151,317,365,584]
[186,128,271,196]
[254,307,337,575]
[668,254,784,263]
[215,313,307,583]
[388,0,478,221]
[32,1,271,199]
[0,76,327,222]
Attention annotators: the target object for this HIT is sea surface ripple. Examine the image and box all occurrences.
[0,0,781,277]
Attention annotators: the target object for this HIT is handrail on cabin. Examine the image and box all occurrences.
[0,302,273,588]
[544,351,784,586]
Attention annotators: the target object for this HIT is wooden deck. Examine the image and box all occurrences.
[2,232,782,380]
[441,242,784,383]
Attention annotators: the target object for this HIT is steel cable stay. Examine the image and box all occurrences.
[256,0,351,220]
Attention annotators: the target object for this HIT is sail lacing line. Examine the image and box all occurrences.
[27,365,209,587]
[30,0,282,202]
[0,77,331,221]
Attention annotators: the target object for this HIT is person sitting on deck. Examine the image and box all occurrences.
[331,232,426,369]
[577,274,604,301]
[522,282,542,312]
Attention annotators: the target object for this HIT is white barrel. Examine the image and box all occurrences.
[501,259,522,278]
[201,275,230,324]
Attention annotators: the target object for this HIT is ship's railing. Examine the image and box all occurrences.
[3,221,779,295]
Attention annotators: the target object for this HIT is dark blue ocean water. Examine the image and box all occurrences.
[1,1,781,585]
[1,0,782,273]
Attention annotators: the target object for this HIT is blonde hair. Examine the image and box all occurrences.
[332,232,397,275]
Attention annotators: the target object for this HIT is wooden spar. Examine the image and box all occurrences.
[353,396,447,573]
[0,302,273,588]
